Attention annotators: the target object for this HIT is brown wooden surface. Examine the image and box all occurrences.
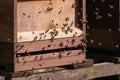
[17,0,75,32]
[15,50,85,72]
[0,62,120,80]
[17,50,84,62]
[0,0,86,73]
[15,36,83,53]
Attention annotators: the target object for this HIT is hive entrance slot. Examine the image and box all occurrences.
[16,46,84,57]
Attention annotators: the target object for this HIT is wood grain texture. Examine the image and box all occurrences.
[15,51,85,72]
[15,36,83,53]
[12,63,120,80]
[17,27,83,42]
[17,0,75,32]
[17,50,84,62]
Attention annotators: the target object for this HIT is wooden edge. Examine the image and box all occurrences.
[15,36,84,53]
[15,53,86,72]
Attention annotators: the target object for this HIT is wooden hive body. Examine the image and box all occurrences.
[0,0,86,72]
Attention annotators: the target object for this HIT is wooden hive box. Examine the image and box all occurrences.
[0,0,86,72]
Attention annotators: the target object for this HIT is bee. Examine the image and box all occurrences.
[67,52,70,55]
[70,21,73,27]
[46,7,53,12]
[34,56,38,60]
[40,55,43,60]
[22,13,26,16]
[63,23,68,27]
[19,36,22,40]
[66,40,69,43]
[43,35,46,39]
[71,38,75,45]
[78,52,81,55]
[58,9,62,14]
[18,45,24,51]
[107,13,112,17]
[23,61,26,65]
[72,3,76,8]
[65,30,68,34]
[65,17,69,22]
[101,0,105,2]
[33,36,38,41]
[47,44,51,48]
[39,64,42,66]
[45,29,49,33]
[109,5,114,9]
[58,52,62,59]
[59,42,63,47]
[42,47,46,51]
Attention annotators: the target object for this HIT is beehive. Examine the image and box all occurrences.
[0,0,86,72]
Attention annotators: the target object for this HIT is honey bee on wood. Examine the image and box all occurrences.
[19,36,22,40]
[65,17,69,22]
[63,23,68,27]
[40,55,43,60]
[71,38,75,45]
[65,45,68,48]
[58,9,62,14]
[70,21,73,27]
[39,64,42,66]
[22,57,25,61]
[46,7,53,12]
[67,52,70,55]
[58,52,62,59]
[34,56,38,60]
[50,37,54,42]
[22,13,26,16]
[45,29,49,33]
[42,47,46,51]
[39,36,42,40]
[43,35,46,39]
[66,40,69,43]
[18,45,24,51]
[33,36,38,41]
[63,0,65,2]
[61,27,65,32]
[65,30,68,34]
[47,44,51,48]
[69,29,73,33]
[23,61,26,65]
[72,3,76,8]
[78,51,82,55]
[59,42,64,47]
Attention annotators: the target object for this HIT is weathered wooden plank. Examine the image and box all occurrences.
[17,0,75,32]
[15,36,83,53]
[17,27,83,42]
[1,63,120,80]
[15,52,85,72]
